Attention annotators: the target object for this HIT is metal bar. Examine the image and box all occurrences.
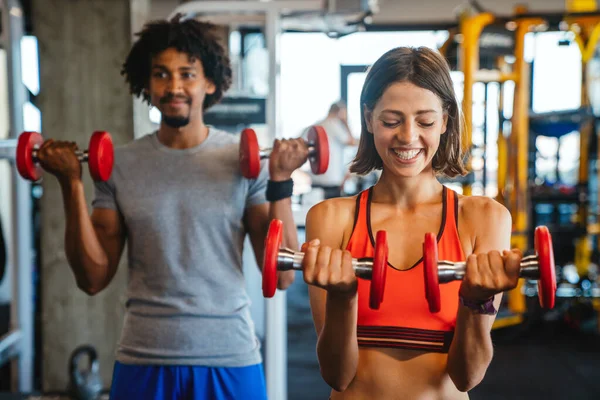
[277,250,374,279]
[496,74,507,205]
[264,8,287,400]
[2,0,34,392]
[168,0,322,18]
[0,139,18,160]
[483,82,488,195]
[0,329,22,367]
[513,15,543,252]
[473,70,517,83]
[459,12,495,196]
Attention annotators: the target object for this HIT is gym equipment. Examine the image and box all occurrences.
[239,126,329,179]
[15,131,114,182]
[262,219,388,309]
[68,345,103,400]
[423,225,556,313]
[0,215,5,283]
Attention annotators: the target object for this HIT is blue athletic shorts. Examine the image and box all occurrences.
[109,361,268,400]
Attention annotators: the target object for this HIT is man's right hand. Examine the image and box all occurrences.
[36,139,83,184]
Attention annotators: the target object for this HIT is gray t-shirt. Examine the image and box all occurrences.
[92,127,268,367]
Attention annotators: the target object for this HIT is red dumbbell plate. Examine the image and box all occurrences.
[423,232,441,313]
[535,226,556,309]
[88,131,114,181]
[307,125,329,175]
[16,131,44,181]
[263,219,283,298]
[240,128,261,179]
[370,230,388,310]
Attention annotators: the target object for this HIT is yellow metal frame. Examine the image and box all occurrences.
[457,8,539,325]
[458,12,495,196]
[492,313,524,329]
[566,8,600,276]
[457,2,600,330]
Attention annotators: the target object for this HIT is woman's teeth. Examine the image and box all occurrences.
[393,149,421,160]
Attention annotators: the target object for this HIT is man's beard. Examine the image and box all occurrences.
[160,93,192,128]
[162,114,190,128]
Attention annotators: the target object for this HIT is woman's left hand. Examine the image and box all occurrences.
[459,249,523,302]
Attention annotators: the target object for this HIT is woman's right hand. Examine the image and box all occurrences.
[301,239,358,297]
[36,139,82,184]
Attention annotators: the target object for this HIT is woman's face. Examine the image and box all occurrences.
[365,80,448,178]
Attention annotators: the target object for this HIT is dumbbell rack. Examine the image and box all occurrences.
[0,0,35,392]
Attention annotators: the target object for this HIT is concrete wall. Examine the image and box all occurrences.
[32,0,149,390]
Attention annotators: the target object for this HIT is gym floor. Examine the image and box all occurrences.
[286,273,600,400]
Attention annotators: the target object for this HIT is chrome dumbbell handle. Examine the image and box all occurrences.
[437,254,540,283]
[29,149,89,162]
[276,248,374,279]
[258,142,317,160]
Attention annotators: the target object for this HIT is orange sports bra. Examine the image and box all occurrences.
[347,186,464,353]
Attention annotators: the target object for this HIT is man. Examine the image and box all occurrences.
[310,101,358,199]
[36,15,305,400]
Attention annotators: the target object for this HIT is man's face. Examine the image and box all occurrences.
[148,48,216,128]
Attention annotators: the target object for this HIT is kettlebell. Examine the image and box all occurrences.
[68,344,103,400]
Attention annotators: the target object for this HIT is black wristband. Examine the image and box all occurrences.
[266,179,294,202]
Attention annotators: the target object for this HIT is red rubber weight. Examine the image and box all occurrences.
[88,131,114,182]
[240,128,261,179]
[370,230,388,310]
[263,219,283,298]
[535,226,556,309]
[307,125,329,175]
[16,131,44,181]
[423,232,440,313]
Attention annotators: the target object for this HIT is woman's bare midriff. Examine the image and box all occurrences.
[329,347,469,400]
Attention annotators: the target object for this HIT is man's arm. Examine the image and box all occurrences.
[243,137,309,290]
[244,198,296,290]
[338,118,358,146]
[35,139,126,295]
[62,180,126,295]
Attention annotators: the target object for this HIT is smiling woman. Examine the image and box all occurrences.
[302,46,519,399]
[351,47,466,179]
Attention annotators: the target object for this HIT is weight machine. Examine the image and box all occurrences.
[444,0,600,330]
[0,0,35,392]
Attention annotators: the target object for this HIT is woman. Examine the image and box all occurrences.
[302,47,522,399]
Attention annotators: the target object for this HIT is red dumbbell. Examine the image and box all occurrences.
[16,131,114,182]
[423,226,557,313]
[239,126,330,179]
[262,219,388,310]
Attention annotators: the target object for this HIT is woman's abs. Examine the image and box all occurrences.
[329,348,469,400]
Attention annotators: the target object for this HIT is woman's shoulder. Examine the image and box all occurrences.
[457,193,512,228]
[305,194,361,247]
[307,195,359,224]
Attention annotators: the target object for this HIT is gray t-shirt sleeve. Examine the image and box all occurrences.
[92,177,118,210]
[246,160,269,207]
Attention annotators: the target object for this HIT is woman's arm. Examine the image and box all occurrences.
[446,197,521,392]
[305,198,359,392]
